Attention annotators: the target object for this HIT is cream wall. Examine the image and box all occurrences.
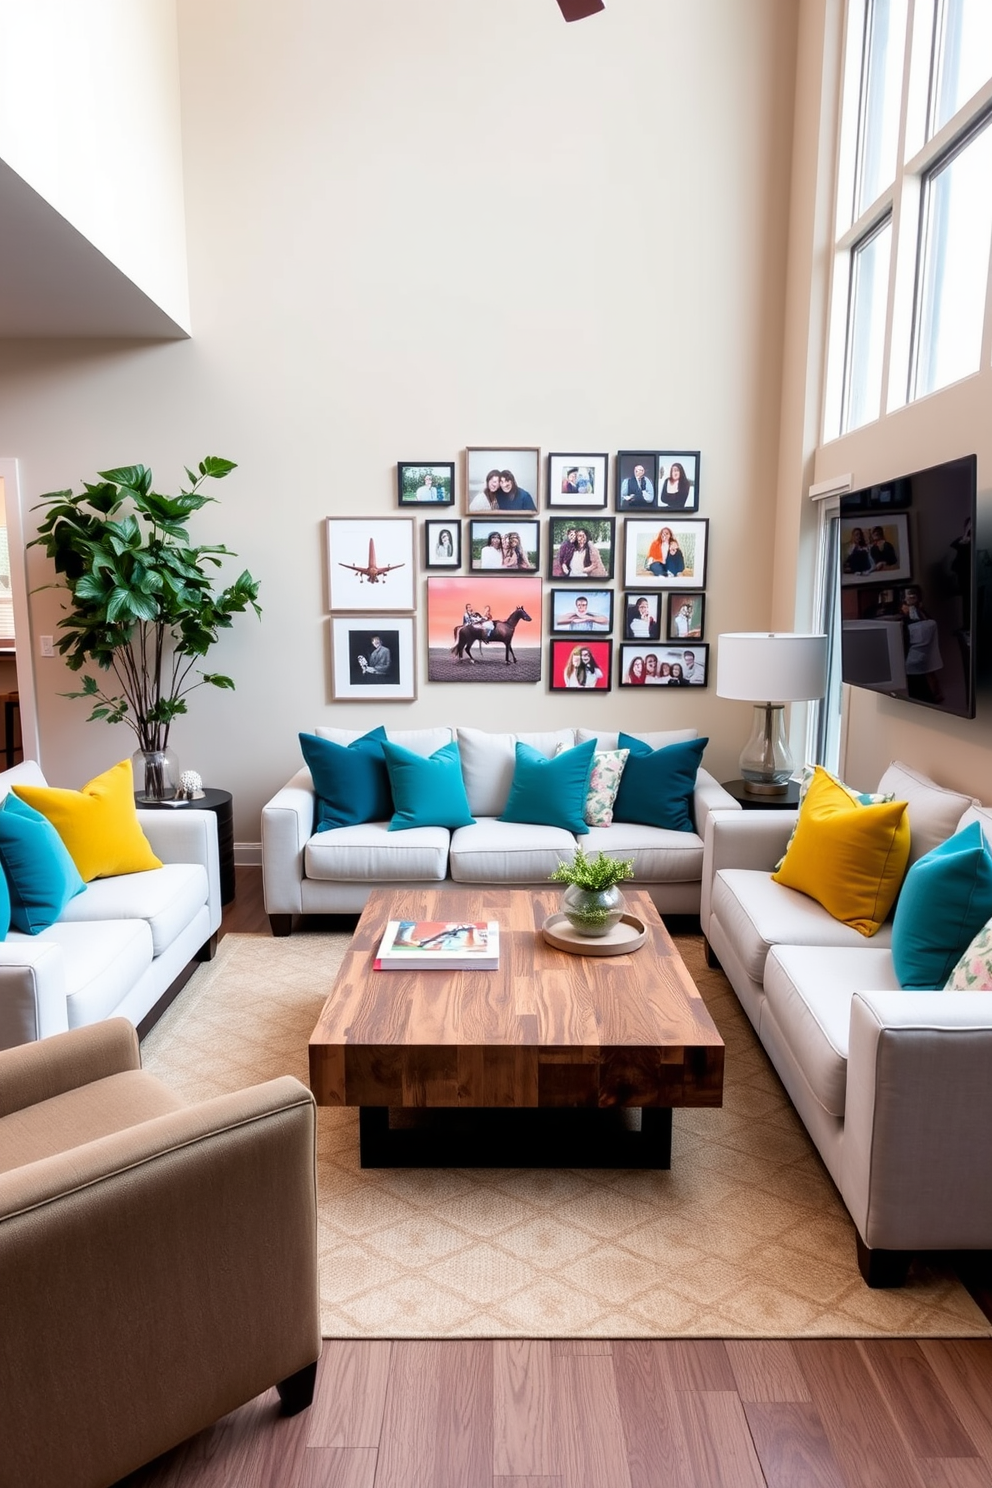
[0,0,800,846]
[0,0,189,329]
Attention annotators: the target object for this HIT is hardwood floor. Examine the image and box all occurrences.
[113,869,992,1488]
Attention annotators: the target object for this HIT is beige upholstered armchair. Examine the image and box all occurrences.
[0,1019,321,1488]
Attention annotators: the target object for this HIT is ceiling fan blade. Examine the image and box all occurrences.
[556,0,605,19]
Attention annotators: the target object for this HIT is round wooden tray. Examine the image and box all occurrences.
[541,911,648,957]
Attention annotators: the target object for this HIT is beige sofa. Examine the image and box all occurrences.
[701,759,992,1285]
[0,761,222,1050]
[262,725,739,932]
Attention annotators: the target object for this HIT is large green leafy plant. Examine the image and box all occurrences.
[31,457,261,759]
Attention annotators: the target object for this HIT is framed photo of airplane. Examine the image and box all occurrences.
[326,517,415,612]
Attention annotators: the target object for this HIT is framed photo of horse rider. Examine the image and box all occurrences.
[425,575,542,683]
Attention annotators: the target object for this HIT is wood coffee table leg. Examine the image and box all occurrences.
[357,1104,674,1169]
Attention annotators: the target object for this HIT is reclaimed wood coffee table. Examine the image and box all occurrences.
[308,886,724,1168]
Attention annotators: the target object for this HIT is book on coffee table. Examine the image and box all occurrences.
[373,919,499,970]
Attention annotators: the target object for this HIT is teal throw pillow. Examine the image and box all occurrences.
[0,863,9,941]
[0,793,86,934]
[612,734,709,832]
[892,821,992,990]
[299,728,392,830]
[382,740,475,831]
[499,738,596,833]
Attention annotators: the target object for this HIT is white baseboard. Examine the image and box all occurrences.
[235,842,262,866]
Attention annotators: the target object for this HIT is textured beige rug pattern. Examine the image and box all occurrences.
[141,933,991,1340]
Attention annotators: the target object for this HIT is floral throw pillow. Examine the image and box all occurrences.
[944,918,992,990]
[774,764,896,871]
[557,744,630,827]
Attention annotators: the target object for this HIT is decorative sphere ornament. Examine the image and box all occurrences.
[177,769,203,800]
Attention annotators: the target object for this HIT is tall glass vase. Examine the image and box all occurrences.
[132,746,180,802]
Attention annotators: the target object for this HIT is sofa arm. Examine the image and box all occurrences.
[700,808,798,932]
[137,807,222,936]
[0,1018,140,1116]
[0,940,72,1052]
[0,1075,320,1488]
[843,990,992,1252]
[261,769,315,918]
[693,770,742,845]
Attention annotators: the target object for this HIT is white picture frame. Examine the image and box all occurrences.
[330,616,416,700]
[326,517,415,612]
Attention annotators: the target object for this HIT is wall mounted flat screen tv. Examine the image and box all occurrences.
[839,454,977,720]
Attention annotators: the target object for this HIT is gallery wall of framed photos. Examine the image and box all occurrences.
[327,447,708,699]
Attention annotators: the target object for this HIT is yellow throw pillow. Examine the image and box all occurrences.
[771,766,910,936]
[13,759,162,882]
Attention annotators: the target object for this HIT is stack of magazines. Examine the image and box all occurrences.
[373,919,499,970]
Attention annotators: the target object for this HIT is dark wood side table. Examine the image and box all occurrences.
[721,778,801,811]
[136,788,236,904]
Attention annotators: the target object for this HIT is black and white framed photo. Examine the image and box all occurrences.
[549,638,612,691]
[547,516,615,580]
[465,446,540,514]
[550,587,613,634]
[621,591,662,641]
[622,517,708,589]
[326,517,415,612]
[619,641,709,687]
[397,461,455,507]
[330,616,416,700]
[468,519,539,573]
[424,518,461,569]
[666,590,706,640]
[546,452,609,509]
[615,450,661,510]
[656,451,700,512]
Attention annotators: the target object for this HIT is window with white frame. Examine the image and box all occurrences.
[828,0,992,435]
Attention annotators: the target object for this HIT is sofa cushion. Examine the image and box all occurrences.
[0,796,86,934]
[316,725,453,757]
[771,767,910,936]
[449,819,579,884]
[577,728,698,751]
[945,917,992,991]
[763,945,901,1118]
[580,748,629,827]
[876,760,974,866]
[613,735,708,832]
[56,864,208,957]
[582,822,704,882]
[891,822,992,990]
[500,739,596,833]
[382,740,474,830]
[957,802,992,849]
[457,728,576,817]
[24,919,156,1031]
[712,868,894,984]
[305,823,449,882]
[774,763,896,870]
[13,759,162,882]
[0,1061,181,1173]
[299,727,392,830]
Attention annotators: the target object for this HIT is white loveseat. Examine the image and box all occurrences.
[701,759,992,1285]
[262,725,740,932]
[0,761,222,1050]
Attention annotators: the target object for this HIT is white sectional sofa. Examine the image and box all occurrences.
[0,761,222,1050]
[701,759,992,1286]
[261,725,740,932]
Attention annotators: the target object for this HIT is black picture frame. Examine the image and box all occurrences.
[618,641,709,688]
[397,461,456,506]
[548,638,613,692]
[615,450,662,511]
[547,516,616,580]
[467,519,540,574]
[666,591,706,641]
[546,452,609,509]
[620,591,662,641]
[655,451,701,513]
[424,518,461,570]
[549,586,614,635]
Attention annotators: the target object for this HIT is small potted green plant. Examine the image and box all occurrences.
[549,847,635,937]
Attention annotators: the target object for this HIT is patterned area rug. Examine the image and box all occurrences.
[141,932,991,1340]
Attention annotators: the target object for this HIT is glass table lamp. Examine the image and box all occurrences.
[716,633,828,795]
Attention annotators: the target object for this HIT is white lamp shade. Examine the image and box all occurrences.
[716,632,828,703]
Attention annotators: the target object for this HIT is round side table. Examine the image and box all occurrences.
[136,788,235,904]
